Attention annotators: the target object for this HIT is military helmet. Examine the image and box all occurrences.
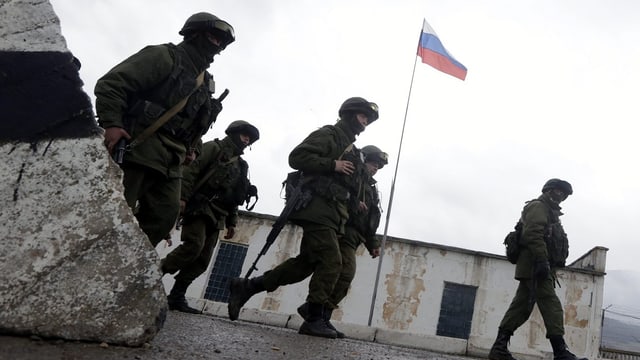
[361,145,389,169]
[542,178,573,196]
[225,120,259,144]
[179,12,235,49]
[338,97,379,123]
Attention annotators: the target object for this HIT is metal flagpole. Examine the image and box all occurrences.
[367,51,420,326]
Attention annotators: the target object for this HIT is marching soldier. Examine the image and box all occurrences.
[161,121,259,313]
[297,144,388,338]
[227,97,380,339]
[94,12,234,246]
[489,179,587,360]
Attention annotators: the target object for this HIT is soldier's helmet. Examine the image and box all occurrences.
[225,120,259,145]
[541,178,573,196]
[338,97,379,123]
[179,12,235,49]
[361,145,389,169]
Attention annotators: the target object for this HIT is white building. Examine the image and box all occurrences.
[159,211,607,360]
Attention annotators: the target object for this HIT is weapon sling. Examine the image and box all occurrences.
[127,71,205,150]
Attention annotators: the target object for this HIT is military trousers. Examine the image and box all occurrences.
[499,277,565,337]
[122,164,180,247]
[262,224,342,306]
[327,235,358,309]
[163,215,219,285]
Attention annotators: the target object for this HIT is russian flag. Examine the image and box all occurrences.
[417,18,467,81]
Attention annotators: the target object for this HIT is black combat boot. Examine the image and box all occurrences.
[298,302,337,339]
[227,276,265,321]
[297,302,345,339]
[297,301,310,319]
[549,336,588,360]
[167,281,201,314]
[488,329,517,360]
[323,307,345,339]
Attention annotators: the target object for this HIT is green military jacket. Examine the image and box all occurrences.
[181,137,246,230]
[288,119,359,233]
[95,42,216,178]
[515,193,563,279]
[343,170,382,252]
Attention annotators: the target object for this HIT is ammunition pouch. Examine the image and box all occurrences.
[283,171,302,200]
[183,193,209,217]
[308,176,350,202]
[144,101,166,120]
[545,222,569,268]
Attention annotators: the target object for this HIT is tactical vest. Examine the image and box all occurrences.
[545,208,569,267]
[196,141,251,210]
[348,178,382,240]
[304,127,367,210]
[127,44,216,147]
[524,199,570,267]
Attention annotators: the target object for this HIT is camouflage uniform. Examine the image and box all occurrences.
[162,137,247,281]
[94,12,233,247]
[328,171,381,309]
[489,179,586,360]
[162,120,258,313]
[95,42,219,246]
[261,120,361,299]
[227,97,379,339]
[498,193,565,335]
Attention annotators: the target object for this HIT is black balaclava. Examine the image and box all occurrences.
[229,133,248,154]
[345,113,366,135]
[182,33,221,69]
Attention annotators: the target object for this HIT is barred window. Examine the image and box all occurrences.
[204,241,248,302]
[436,282,477,339]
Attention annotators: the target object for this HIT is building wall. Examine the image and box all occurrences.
[158,211,606,359]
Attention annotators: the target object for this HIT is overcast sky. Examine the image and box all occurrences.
[49,0,640,277]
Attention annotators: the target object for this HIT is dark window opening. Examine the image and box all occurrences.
[204,241,248,303]
[436,282,477,339]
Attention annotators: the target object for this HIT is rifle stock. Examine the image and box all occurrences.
[244,179,309,278]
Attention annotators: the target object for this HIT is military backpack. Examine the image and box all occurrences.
[502,199,569,267]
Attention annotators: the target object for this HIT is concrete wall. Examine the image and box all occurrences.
[0,0,167,345]
[158,211,607,359]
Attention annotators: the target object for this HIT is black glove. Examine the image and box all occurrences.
[533,259,550,280]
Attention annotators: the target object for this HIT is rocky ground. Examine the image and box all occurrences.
[0,311,474,360]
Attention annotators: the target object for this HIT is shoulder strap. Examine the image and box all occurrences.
[338,144,354,160]
[128,71,205,149]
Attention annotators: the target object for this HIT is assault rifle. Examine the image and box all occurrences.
[244,173,311,278]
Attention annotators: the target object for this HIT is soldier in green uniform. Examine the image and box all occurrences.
[227,97,380,339]
[297,144,388,338]
[94,12,235,246]
[161,121,259,313]
[489,179,587,360]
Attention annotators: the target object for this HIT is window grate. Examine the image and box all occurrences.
[436,282,477,339]
[204,241,248,303]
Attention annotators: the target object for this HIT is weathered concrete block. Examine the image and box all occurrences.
[0,0,167,346]
[0,139,167,345]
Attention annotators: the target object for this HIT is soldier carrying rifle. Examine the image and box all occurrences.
[160,121,259,313]
[94,12,234,246]
[227,97,380,339]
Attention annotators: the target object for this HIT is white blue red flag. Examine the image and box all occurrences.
[417,18,467,81]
